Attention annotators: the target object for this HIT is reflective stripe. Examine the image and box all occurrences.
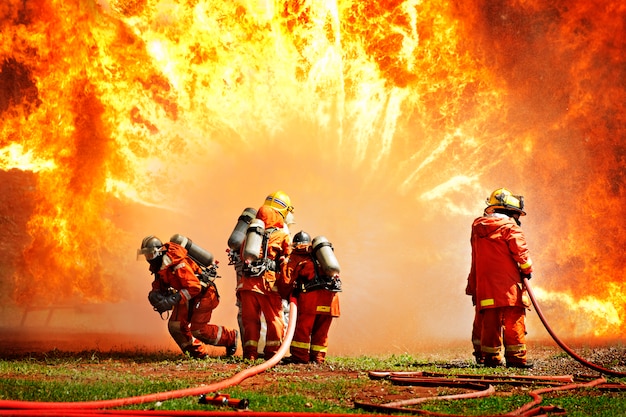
[291,340,310,349]
[505,344,526,352]
[265,340,282,347]
[244,340,258,347]
[520,260,532,269]
[480,298,495,307]
[310,344,327,353]
[481,346,501,354]
[180,289,191,302]
[317,306,331,313]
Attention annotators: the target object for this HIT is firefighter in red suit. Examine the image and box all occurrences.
[237,205,292,360]
[283,231,341,364]
[466,188,534,368]
[139,236,238,359]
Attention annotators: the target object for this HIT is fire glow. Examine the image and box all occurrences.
[0,0,625,347]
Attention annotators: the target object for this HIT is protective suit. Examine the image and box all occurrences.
[284,242,340,364]
[466,211,533,367]
[237,205,292,360]
[147,241,238,358]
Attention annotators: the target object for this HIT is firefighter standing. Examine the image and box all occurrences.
[138,236,238,359]
[465,188,534,368]
[283,231,341,364]
[237,192,293,360]
[227,194,296,346]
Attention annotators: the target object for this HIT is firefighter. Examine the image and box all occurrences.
[227,191,295,356]
[283,231,341,364]
[465,188,534,368]
[237,204,292,360]
[138,236,238,359]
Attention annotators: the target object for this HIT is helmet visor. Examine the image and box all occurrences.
[137,246,162,261]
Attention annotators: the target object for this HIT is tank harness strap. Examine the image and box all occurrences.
[299,256,342,293]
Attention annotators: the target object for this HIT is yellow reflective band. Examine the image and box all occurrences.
[480,298,495,307]
[265,340,282,347]
[520,260,532,269]
[317,306,331,313]
[310,344,328,353]
[481,346,501,354]
[291,341,310,349]
[505,344,527,352]
[244,340,258,347]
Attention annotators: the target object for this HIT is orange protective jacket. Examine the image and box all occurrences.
[286,247,340,317]
[151,242,203,303]
[466,214,533,311]
[238,205,292,295]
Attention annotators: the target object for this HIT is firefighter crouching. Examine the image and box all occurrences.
[282,231,341,364]
[465,188,534,369]
[237,204,292,360]
[138,235,238,359]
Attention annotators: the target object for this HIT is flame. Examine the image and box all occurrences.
[533,285,624,337]
[0,0,624,346]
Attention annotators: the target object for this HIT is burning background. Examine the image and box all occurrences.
[0,0,624,355]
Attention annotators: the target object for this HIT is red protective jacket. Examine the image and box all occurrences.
[151,242,203,303]
[466,214,532,311]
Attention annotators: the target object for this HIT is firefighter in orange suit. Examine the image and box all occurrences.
[237,203,292,360]
[283,231,341,364]
[466,188,534,368]
[139,236,238,359]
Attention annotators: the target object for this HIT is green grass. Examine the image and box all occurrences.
[0,350,625,416]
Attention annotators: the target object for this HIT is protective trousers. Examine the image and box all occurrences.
[189,288,238,348]
[168,289,237,358]
[471,305,483,364]
[480,306,527,366]
[239,290,284,360]
[290,313,333,363]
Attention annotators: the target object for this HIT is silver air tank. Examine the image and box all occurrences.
[170,234,214,267]
[227,207,257,251]
[312,236,341,276]
[242,218,265,262]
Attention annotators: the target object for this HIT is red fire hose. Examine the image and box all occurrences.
[0,300,299,411]
[523,277,626,377]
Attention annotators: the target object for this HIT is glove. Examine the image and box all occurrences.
[520,272,532,281]
[148,291,166,312]
[151,292,182,313]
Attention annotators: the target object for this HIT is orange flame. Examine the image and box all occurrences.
[0,0,624,345]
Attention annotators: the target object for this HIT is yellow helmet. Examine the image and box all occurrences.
[485,188,526,216]
[264,190,294,219]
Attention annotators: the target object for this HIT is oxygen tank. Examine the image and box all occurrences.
[227,207,257,251]
[170,234,214,267]
[242,219,265,262]
[312,236,341,276]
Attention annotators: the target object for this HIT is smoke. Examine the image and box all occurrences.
[0,0,625,355]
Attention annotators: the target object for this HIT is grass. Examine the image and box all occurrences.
[0,350,625,416]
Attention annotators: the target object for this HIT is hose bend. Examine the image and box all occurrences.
[524,278,626,377]
[0,299,299,410]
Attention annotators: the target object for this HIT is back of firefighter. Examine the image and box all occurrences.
[228,194,296,349]
[237,203,292,360]
[284,231,341,364]
[139,236,238,359]
[465,188,534,368]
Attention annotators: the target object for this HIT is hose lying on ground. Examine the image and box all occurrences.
[523,277,626,377]
[0,299,298,411]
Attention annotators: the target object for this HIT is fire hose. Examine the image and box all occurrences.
[1,280,625,417]
[0,301,300,412]
[523,277,626,377]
